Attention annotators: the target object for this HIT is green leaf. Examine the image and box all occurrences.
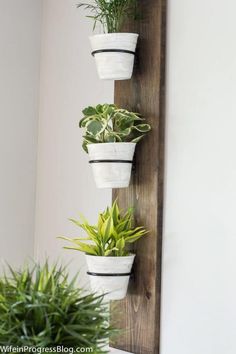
[132,124,151,132]
[105,104,116,115]
[101,216,112,243]
[58,236,88,242]
[104,134,116,143]
[79,103,151,150]
[116,128,131,137]
[116,218,131,234]
[97,214,104,234]
[77,0,138,33]
[68,218,100,246]
[111,200,120,226]
[0,262,113,350]
[87,120,104,136]
[83,135,98,143]
[59,201,148,257]
[82,140,88,153]
[79,115,94,128]
[82,106,97,116]
[109,132,122,142]
[131,135,145,143]
[125,232,148,243]
[95,104,103,113]
[64,243,98,256]
[115,238,125,256]
[104,248,119,256]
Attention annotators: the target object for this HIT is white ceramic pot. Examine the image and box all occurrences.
[90,33,139,80]
[86,254,135,301]
[88,142,136,189]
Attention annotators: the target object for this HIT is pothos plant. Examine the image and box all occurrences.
[59,200,148,256]
[80,103,151,152]
[77,0,138,33]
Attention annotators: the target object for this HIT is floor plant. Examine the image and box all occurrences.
[0,262,113,353]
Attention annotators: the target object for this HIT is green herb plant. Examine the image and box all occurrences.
[77,0,137,33]
[0,262,113,352]
[59,200,148,257]
[80,103,151,152]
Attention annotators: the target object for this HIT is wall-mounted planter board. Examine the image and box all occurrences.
[88,143,136,189]
[90,33,138,80]
[111,0,167,353]
[86,254,135,301]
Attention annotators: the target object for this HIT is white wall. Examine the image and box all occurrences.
[34,0,113,283]
[3,0,236,351]
[0,0,42,268]
[161,1,236,354]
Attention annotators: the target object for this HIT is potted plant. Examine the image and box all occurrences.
[59,200,148,301]
[77,0,138,80]
[0,262,113,353]
[80,103,151,188]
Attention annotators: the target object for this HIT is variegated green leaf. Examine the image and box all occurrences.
[132,123,151,132]
[79,103,151,153]
[87,120,104,136]
[59,201,148,257]
[101,216,113,243]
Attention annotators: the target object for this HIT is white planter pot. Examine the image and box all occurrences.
[86,254,135,301]
[90,33,139,80]
[88,143,136,189]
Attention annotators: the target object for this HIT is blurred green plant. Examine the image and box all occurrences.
[77,0,138,33]
[79,103,151,153]
[0,262,113,352]
[59,200,148,256]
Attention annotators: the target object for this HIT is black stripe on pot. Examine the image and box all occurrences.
[89,159,133,164]
[91,49,135,57]
[87,271,131,277]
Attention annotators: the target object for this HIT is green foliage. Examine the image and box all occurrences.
[79,103,151,152]
[59,200,148,256]
[0,262,113,352]
[77,0,137,33]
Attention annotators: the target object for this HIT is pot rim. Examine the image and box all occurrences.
[88,142,136,147]
[85,253,135,259]
[90,32,139,39]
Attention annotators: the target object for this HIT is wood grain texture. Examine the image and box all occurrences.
[111,0,167,353]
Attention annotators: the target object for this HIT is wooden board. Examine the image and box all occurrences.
[111,0,167,353]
